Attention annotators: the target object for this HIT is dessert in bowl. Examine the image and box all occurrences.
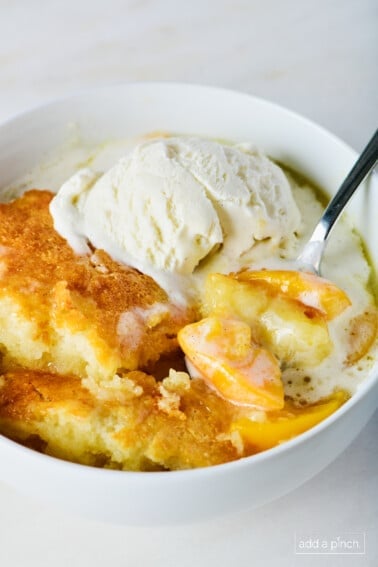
[0,83,376,524]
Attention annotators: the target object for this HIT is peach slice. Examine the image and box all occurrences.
[204,273,269,320]
[232,391,347,451]
[346,307,378,365]
[178,316,284,410]
[235,270,351,320]
[258,295,332,366]
[204,273,332,366]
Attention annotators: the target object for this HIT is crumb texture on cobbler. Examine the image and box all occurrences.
[0,190,241,470]
[0,369,241,470]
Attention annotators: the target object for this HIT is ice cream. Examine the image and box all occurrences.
[50,136,301,298]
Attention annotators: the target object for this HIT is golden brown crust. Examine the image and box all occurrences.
[0,369,240,470]
[0,190,195,379]
[0,370,93,422]
[0,189,231,471]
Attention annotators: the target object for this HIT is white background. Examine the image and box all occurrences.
[0,0,377,565]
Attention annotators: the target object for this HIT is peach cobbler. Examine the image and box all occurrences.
[0,136,376,470]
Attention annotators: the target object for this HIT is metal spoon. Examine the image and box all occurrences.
[297,129,378,275]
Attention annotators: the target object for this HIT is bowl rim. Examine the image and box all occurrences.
[0,80,359,154]
[0,80,376,480]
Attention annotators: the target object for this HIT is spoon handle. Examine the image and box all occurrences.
[298,129,378,273]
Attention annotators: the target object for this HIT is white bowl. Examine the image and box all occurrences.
[0,83,377,525]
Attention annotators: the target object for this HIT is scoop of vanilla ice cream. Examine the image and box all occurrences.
[50,136,301,282]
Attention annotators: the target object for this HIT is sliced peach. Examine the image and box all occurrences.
[236,270,351,320]
[204,273,269,320]
[346,307,378,365]
[204,273,332,366]
[178,316,284,410]
[259,295,332,366]
[232,391,347,451]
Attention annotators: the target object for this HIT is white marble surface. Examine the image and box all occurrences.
[0,0,377,565]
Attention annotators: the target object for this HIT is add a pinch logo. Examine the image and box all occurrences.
[294,532,366,555]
